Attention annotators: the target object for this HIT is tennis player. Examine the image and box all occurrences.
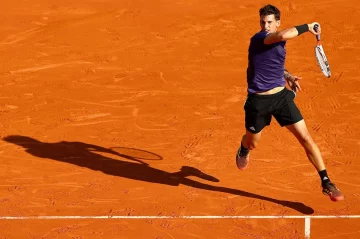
[236,4,344,202]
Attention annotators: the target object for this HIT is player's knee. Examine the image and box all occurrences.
[299,133,314,146]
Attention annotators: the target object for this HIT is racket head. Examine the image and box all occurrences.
[109,147,163,160]
[315,45,331,78]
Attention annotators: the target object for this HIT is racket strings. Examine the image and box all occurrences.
[315,46,331,78]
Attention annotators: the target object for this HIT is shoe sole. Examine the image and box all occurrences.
[323,191,344,202]
[236,157,249,170]
[330,194,344,202]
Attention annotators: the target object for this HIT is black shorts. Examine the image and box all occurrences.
[244,88,303,133]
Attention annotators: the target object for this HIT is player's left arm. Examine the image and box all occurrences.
[284,69,302,92]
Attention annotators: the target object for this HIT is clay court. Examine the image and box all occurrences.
[1,0,360,238]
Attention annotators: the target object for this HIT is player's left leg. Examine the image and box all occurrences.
[273,88,344,201]
[286,120,344,201]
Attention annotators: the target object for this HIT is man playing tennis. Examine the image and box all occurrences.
[236,4,344,202]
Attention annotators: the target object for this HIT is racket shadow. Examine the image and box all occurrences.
[106,146,163,161]
[3,135,314,215]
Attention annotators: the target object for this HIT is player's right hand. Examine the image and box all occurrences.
[308,22,321,35]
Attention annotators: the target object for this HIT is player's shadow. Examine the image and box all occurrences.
[3,135,314,215]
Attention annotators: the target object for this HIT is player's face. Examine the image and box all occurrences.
[260,14,280,33]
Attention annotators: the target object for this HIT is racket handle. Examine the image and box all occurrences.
[313,24,321,41]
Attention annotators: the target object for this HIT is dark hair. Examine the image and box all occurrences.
[259,4,280,20]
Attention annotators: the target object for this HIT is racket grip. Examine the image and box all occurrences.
[313,24,321,41]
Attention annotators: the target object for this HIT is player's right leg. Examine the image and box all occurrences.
[236,94,272,170]
[236,130,262,170]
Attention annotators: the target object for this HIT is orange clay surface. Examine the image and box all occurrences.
[1,0,360,238]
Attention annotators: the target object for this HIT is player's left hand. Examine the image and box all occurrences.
[286,75,302,92]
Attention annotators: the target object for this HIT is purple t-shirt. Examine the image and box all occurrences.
[247,31,286,94]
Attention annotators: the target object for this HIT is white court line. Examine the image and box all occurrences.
[305,217,311,239]
[1,215,360,219]
[2,215,359,238]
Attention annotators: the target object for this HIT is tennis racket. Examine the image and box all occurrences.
[314,24,331,78]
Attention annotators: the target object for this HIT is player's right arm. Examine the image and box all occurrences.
[264,22,320,45]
